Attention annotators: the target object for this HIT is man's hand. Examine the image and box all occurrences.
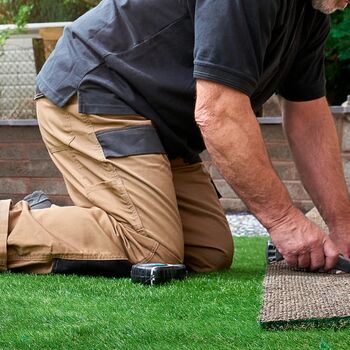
[282,98,350,262]
[328,214,350,258]
[268,207,339,271]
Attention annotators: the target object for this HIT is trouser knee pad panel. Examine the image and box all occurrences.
[96,125,165,158]
[52,259,132,277]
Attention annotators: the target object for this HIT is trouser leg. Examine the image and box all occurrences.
[171,159,234,272]
[7,201,137,275]
[1,97,184,275]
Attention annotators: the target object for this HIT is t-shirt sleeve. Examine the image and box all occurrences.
[277,14,330,102]
[193,0,280,96]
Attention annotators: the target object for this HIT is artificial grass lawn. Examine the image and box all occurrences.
[0,237,349,350]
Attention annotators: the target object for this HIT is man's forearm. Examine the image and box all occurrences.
[195,83,294,228]
[283,97,350,227]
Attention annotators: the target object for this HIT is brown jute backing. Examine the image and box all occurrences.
[260,261,350,328]
[260,207,350,329]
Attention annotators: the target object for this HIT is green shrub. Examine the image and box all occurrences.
[0,0,33,45]
[0,0,95,24]
[325,9,350,105]
[0,0,97,45]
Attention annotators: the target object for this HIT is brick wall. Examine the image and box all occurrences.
[202,109,350,212]
[1,110,350,212]
[0,121,71,206]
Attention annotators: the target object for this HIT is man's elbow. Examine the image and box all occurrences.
[195,80,251,137]
[194,102,218,136]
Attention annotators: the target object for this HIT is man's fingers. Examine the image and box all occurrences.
[309,249,325,271]
[284,254,298,268]
[297,253,311,269]
[284,239,339,271]
[341,247,350,259]
[324,238,340,271]
[324,254,339,272]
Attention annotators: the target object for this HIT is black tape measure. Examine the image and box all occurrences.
[131,263,187,285]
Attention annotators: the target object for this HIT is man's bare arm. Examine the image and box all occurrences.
[282,97,350,256]
[195,80,338,270]
[195,81,292,226]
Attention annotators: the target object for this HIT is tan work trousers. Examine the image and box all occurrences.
[0,97,233,276]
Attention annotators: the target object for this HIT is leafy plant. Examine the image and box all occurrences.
[325,9,350,105]
[63,0,99,8]
[0,0,98,25]
[0,0,33,46]
[328,10,350,60]
[0,0,100,47]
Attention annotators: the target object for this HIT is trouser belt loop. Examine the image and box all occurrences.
[0,200,11,272]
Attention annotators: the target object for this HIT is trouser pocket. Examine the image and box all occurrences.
[96,124,166,158]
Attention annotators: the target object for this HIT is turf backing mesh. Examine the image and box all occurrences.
[260,207,350,329]
[260,261,350,329]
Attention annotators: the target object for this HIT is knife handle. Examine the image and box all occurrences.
[335,255,350,273]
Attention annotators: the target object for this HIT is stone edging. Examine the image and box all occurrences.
[0,119,38,126]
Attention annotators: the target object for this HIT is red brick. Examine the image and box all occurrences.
[0,142,50,161]
[0,143,49,161]
[24,143,51,160]
[27,178,68,196]
[0,144,25,160]
[0,178,27,194]
[0,194,20,202]
[0,126,42,143]
[49,195,73,206]
[0,160,60,177]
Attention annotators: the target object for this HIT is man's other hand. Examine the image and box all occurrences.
[269,207,339,271]
[329,213,350,258]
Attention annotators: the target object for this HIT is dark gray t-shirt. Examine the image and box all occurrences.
[37,0,330,160]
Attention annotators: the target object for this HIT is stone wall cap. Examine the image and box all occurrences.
[260,106,350,124]
[258,117,282,124]
[331,106,350,114]
[0,22,71,33]
[0,119,38,126]
[0,108,348,127]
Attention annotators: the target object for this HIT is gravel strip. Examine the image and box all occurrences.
[226,212,269,237]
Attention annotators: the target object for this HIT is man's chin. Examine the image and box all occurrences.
[312,0,349,14]
[319,7,338,14]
